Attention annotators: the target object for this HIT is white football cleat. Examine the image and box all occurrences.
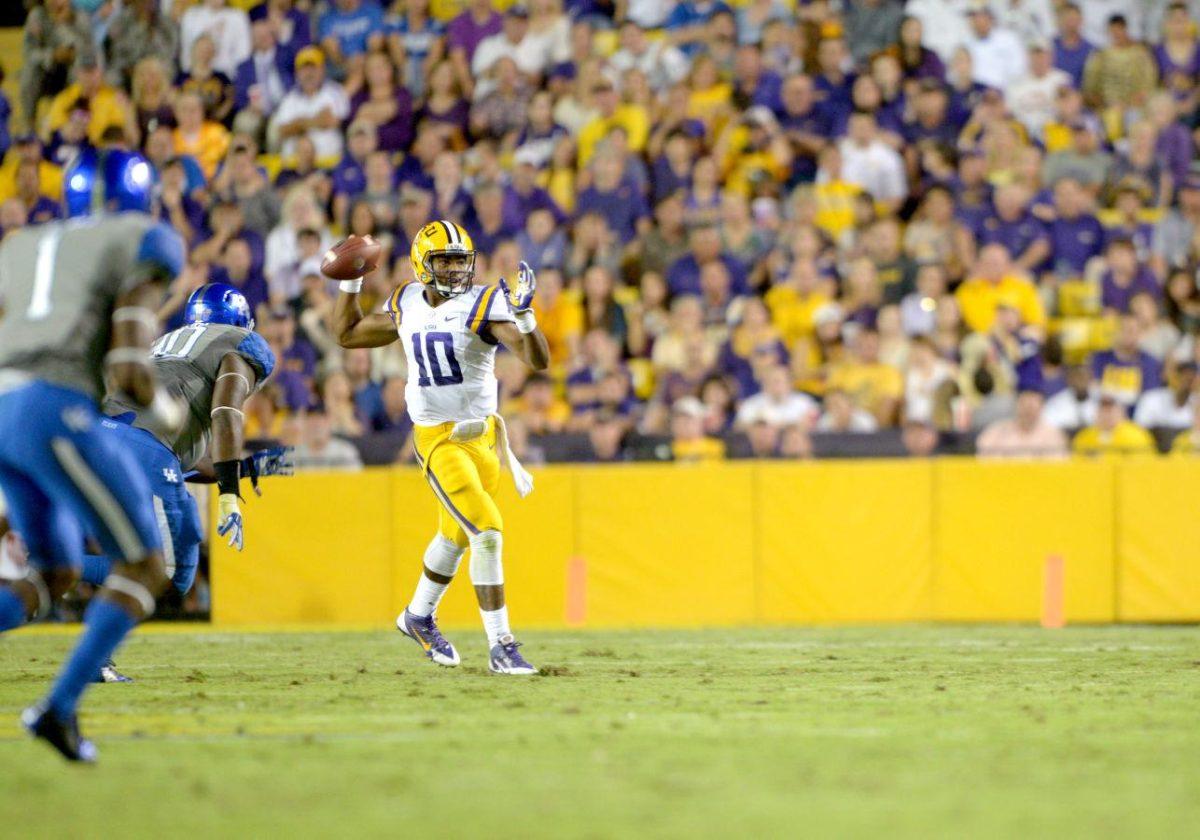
[488,635,538,675]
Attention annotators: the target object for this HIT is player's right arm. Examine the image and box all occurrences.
[108,282,187,432]
[108,222,189,429]
[333,283,400,348]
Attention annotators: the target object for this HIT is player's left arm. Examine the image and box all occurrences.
[491,261,550,371]
[210,353,256,551]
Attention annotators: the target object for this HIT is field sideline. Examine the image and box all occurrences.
[1,625,1197,838]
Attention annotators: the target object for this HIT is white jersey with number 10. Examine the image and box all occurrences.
[386,282,515,426]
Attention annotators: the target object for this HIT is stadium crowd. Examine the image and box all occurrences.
[4,0,1200,466]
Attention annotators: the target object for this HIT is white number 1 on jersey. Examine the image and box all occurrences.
[26,228,64,320]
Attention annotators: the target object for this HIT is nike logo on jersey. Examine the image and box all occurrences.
[444,315,456,322]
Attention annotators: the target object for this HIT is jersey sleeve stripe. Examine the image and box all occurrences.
[386,284,405,315]
[466,286,490,333]
[472,286,498,335]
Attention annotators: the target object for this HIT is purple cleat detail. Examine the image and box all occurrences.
[488,635,537,675]
[396,609,460,666]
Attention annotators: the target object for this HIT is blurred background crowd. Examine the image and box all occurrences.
[4,0,1200,467]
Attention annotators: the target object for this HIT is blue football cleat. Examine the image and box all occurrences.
[396,609,460,666]
[21,703,97,763]
[94,659,133,684]
[488,635,538,675]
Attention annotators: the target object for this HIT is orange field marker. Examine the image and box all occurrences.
[1042,554,1065,629]
[565,556,587,627]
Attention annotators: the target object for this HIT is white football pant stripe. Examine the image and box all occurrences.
[50,437,145,561]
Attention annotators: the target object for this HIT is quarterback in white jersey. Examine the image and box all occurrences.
[333,220,550,675]
[387,279,512,425]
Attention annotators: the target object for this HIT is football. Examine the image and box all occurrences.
[320,235,382,280]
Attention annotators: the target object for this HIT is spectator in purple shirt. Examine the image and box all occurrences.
[209,237,270,315]
[1091,314,1163,407]
[394,123,444,193]
[430,150,472,224]
[1101,238,1161,314]
[260,306,318,410]
[513,90,569,170]
[371,376,414,435]
[195,200,266,278]
[342,348,382,427]
[902,80,958,150]
[508,149,566,225]
[777,74,831,185]
[516,208,568,273]
[466,181,519,257]
[651,130,695,204]
[731,43,782,113]
[1147,92,1193,191]
[348,51,415,153]
[415,59,471,145]
[331,120,375,229]
[250,0,312,55]
[952,150,994,236]
[575,149,651,245]
[445,0,502,96]
[666,223,749,298]
[815,37,857,128]
[1105,181,1156,259]
[14,160,62,225]
[1052,2,1094,89]
[1154,3,1200,82]
[1046,177,1105,277]
[895,15,945,82]
[978,184,1051,274]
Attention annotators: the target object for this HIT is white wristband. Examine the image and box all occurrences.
[338,278,363,294]
[514,309,537,334]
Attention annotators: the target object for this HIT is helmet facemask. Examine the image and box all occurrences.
[424,249,476,297]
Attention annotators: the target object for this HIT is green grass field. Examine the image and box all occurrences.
[1,625,1198,838]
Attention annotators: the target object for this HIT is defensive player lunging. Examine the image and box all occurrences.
[333,220,549,674]
[80,282,289,681]
[0,149,187,761]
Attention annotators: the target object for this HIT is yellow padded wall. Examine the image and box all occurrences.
[1115,458,1200,622]
[933,460,1116,622]
[211,470,395,626]
[574,463,757,627]
[757,460,933,623]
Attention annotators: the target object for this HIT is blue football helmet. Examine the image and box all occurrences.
[185,284,255,330]
[64,148,156,218]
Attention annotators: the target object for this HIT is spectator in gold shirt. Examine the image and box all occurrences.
[955,244,1046,334]
[1082,14,1158,111]
[1072,391,1157,455]
[1170,403,1200,454]
[670,396,726,462]
[42,55,131,146]
[828,327,904,426]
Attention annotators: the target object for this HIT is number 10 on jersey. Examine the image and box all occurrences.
[411,331,463,387]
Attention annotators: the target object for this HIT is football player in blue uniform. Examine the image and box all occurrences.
[0,149,187,761]
[80,282,291,682]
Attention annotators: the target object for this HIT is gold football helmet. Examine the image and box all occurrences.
[410,220,476,298]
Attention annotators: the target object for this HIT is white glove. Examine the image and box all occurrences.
[216,494,244,551]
